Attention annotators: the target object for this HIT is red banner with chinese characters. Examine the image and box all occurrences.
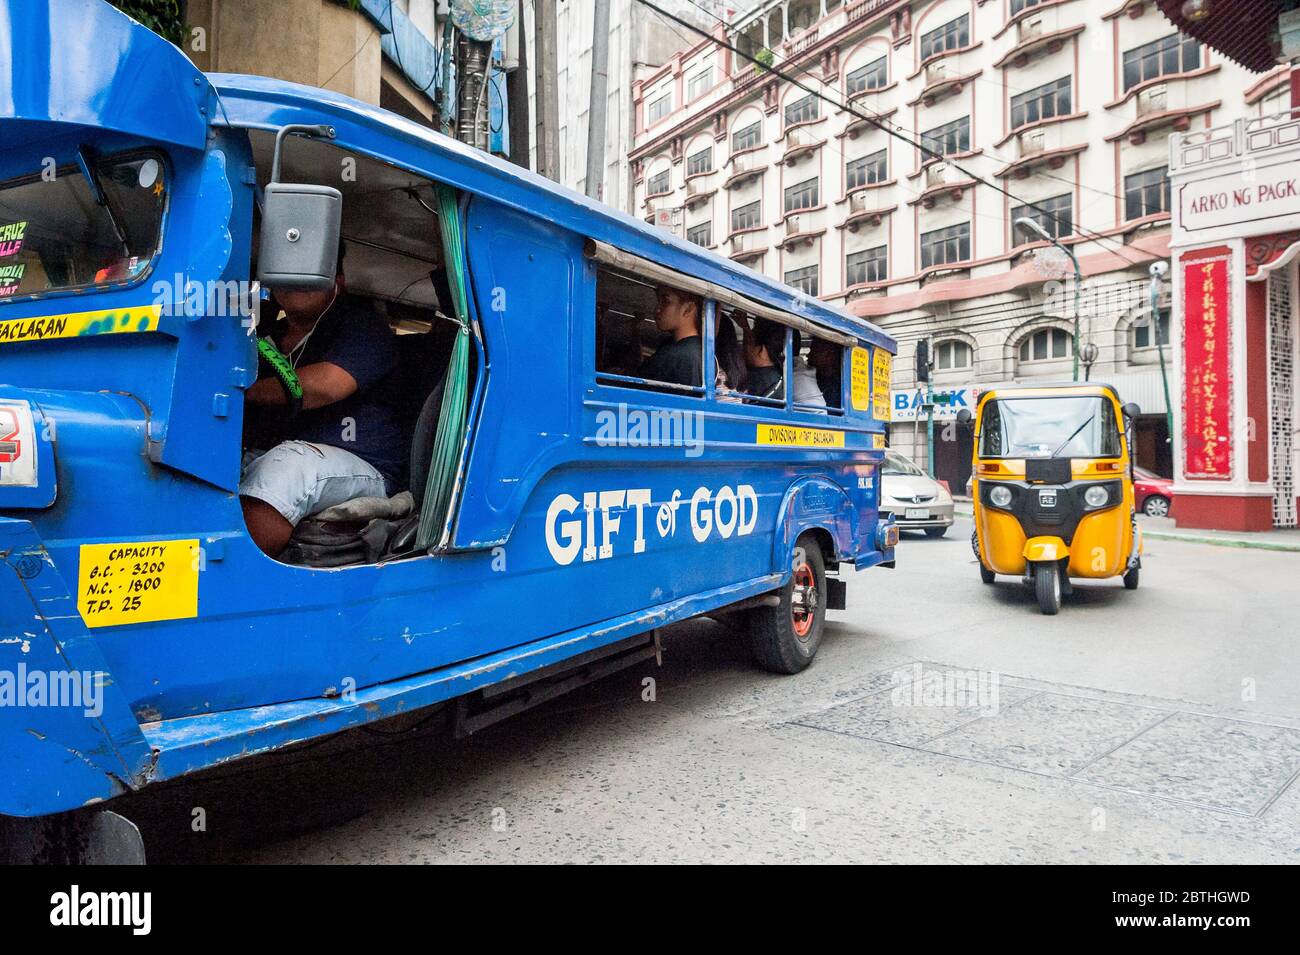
[1182,255,1232,480]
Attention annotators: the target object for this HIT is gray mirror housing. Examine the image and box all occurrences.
[257,182,342,291]
[956,408,972,426]
[1122,402,1141,419]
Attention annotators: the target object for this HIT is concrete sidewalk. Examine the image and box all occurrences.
[951,501,1300,552]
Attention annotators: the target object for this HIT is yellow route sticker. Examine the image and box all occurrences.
[0,303,162,345]
[850,347,872,411]
[77,539,200,629]
[873,433,886,449]
[756,424,845,448]
[872,347,892,420]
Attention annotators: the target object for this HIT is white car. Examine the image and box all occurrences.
[881,449,955,538]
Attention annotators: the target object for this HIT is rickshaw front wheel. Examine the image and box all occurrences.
[1034,562,1061,615]
[748,535,826,674]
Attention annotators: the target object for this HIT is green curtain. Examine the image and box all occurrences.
[417,185,472,550]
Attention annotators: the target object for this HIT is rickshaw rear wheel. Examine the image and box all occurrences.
[1034,562,1061,615]
[978,563,995,584]
[748,536,826,674]
[1123,564,1140,590]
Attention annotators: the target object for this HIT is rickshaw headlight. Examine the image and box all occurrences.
[988,485,1013,508]
[1084,485,1109,508]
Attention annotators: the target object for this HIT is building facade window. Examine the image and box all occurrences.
[686,65,714,101]
[732,120,762,152]
[686,221,713,247]
[1132,309,1171,349]
[934,339,972,371]
[920,14,970,61]
[846,56,888,96]
[1011,193,1074,241]
[784,92,820,126]
[687,146,713,177]
[846,149,888,190]
[1010,0,1043,14]
[785,264,819,296]
[1019,327,1072,363]
[846,245,888,285]
[921,116,971,156]
[1123,33,1201,91]
[731,199,761,232]
[1010,77,1071,130]
[1124,166,1170,220]
[646,168,670,196]
[920,222,971,268]
[647,91,673,124]
[784,176,820,213]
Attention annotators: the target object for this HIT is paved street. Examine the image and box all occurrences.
[127,519,1300,863]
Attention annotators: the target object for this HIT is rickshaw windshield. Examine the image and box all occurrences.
[979,396,1121,459]
[0,152,167,302]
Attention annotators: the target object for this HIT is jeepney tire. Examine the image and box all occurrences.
[924,526,948,539]
[1123,564,1140,590]
[1034,562,1061,615]
[748,538,826,675]
[979,562,996,585]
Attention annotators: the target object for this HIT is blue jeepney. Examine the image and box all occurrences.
[0,0,897,844]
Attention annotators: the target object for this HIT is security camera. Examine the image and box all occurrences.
[1149,261,1169,279]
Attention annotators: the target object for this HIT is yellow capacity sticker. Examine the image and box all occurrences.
[0,303,161,345]
[872,348,892,420]
[873,433,886,449]
[850,347,872,411]
[757,424,845,448]
[77,539,200,629]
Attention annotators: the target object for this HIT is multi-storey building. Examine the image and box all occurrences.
[628,0,1282,492]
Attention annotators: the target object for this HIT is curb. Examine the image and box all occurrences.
[950,508,1300,553]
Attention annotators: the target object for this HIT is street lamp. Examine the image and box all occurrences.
[1016,216,1081,382]
[1080,341,1099,381]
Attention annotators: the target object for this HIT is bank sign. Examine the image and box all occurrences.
[890,387,977,422]
[1177,163,1300,235]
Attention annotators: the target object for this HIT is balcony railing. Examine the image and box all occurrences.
[1171,109,1300,172]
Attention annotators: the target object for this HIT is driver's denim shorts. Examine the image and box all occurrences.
[239,440,388,525]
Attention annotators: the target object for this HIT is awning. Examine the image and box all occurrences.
[1153,0,1284,74]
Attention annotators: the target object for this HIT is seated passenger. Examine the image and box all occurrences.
[744,317,785,399]
[808,337,842,408]
[714,310,747,397]
[789,331,828,412]
[240,246,402,557]
[639,286,703,387]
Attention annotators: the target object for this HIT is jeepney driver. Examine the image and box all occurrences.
[240,245,402,557]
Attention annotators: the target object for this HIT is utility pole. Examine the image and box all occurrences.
[507,0,530,168]
[585,0,611,200]
[534,0,560,181]
[456,34,493,150]
[1150,262,1175,460]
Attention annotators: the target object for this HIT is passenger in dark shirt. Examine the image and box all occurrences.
[240,249,402,557]
[638,286,703,388]
[744,317,786,400]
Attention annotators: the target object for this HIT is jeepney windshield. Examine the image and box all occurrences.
[0,152,166,302]
[979,396,1121,459]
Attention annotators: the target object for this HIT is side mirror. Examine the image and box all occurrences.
[1122,402,1141,419]
[956,408,972,426]
[256,123,341,292]
[257,183,341,291]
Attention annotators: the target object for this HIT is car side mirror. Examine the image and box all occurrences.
[956,408,972,426]
[1122,402,1141,419]
[256,124,341,292]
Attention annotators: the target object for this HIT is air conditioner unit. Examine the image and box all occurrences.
[1018,17,1044,42]
[785,215,802,236]
[1137,85,1167,117]
[850,191,870,213]
[1018,129,1046,157]
[730,231,754,252]
[925,161,953,188]
[925,60,948,85]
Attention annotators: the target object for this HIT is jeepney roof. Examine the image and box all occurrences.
[207,73,896,353]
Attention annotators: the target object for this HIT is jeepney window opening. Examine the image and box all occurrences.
[798,331,844,415]
[721,305,785,408]
[0,148,168,304]
[594,265,705,397]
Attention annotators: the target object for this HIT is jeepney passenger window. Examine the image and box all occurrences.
[800,333,844,414]
[595,266,704,396]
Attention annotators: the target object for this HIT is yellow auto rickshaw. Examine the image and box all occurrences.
[957,384,1142,615]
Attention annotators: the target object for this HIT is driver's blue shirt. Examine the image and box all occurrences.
[249,295,403,489]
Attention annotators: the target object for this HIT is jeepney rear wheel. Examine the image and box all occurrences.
[1034,561,1061,615]
[749,536,826,674]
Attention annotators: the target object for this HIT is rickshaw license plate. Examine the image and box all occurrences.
[905,508,929,519]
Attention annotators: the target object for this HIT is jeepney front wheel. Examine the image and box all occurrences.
[748,536,827,674]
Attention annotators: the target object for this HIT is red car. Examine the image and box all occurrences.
[1134,466,1174,517]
